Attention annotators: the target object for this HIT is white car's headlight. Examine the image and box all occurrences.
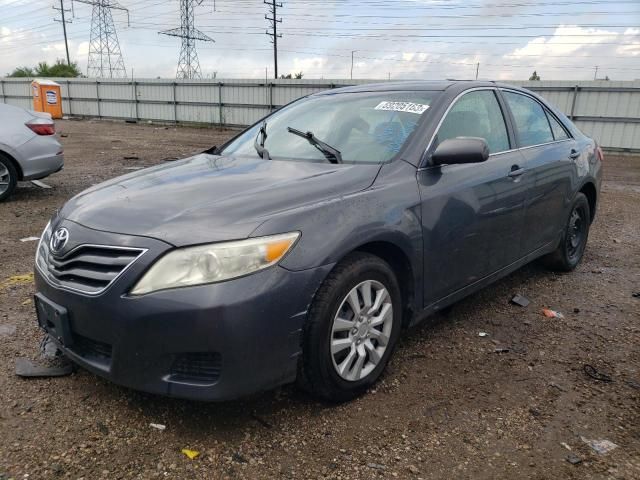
[130,232,300,295]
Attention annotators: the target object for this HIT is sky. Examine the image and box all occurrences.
[0,0,639,80]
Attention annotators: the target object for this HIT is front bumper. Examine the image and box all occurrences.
[34,222,332,401]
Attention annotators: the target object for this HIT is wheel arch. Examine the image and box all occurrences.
[0,148,24,180]
[350,240,418,327]
[578,181,597,224]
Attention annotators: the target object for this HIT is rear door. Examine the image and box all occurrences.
[417,88,530,305]
[500,89,576,255]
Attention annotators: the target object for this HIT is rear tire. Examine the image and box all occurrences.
[0,154,18,202]
[542,192,591,272]
[298,252,402,402]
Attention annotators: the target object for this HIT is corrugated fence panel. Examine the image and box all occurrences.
[1,78,638,150]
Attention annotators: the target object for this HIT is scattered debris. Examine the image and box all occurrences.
[0,273,34,290]
[21,299,31,306]
[20,236,40,242]
[493,346,510,353]
[528,407,541,417]
[573,307,580,313]
[583,364,613,383]
[581,437,618,455]
[566,453,582,465]
[511,294,530,307]
[632,292,640,298]
[123,155,139,160]
[181,449,200,460]
[560,442,572,451]
[548,382,567,392]
[15,357,73,378]
[149,423,166,431]
[125,119,137,124]
[60,133,68,138]
[367,463,387,471]
[542,308,564,319]
[0,325,17,336]
[478,332,489,337]
[251,412,273,429]
[407,465,420,474]
[232,452,248,464]
[31,180,52,189]
[162,156,179,162]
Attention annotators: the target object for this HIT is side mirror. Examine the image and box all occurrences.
[431,137,490,166]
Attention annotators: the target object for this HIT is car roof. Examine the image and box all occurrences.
[313,80,528,95]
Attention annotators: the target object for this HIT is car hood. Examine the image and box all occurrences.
[60,153,381,246]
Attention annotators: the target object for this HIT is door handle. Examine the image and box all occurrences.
[569,149,580,159]
[508,167,526,178]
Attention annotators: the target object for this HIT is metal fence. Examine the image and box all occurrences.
[1,77,639,151]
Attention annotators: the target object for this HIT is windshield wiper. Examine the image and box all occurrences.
[286,126,342,164]
[254,121,271,160]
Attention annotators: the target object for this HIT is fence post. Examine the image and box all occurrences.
[570,85,579,120]
[96,81,101,118]
[218,82,223,125]
[0,79,4,104]
[173,81,178,124]
[133,80,139,120]
[269,81,274,112]
[66,80,72,116]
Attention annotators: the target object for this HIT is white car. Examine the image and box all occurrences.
[0,103,64,201]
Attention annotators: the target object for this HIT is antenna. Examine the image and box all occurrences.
[159,0,214,79]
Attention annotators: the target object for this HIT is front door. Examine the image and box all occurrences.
[417,88,530,305]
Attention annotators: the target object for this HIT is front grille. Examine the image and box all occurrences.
[169,353,222,384]
[37,237,145,295]
[71,332,113,368]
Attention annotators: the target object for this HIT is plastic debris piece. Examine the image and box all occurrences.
[21,299,31,305]
[581,437,618,455]
[31,180,52,189]
[511,294,530,307]
[15,357,73,377]
[367,463,387,471]
[478,332,489,337]
[583,364,613,383]
[20,236,40,242]
[149,423,166,431]
[181,449,200,460]
[493,346,510,353]
[542,308,564,319]
[566,453,582,465]
[560,442,572,451]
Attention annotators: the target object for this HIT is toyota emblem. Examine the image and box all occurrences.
[50,227,69,253]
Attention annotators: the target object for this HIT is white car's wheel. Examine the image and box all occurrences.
[0,154,18,202]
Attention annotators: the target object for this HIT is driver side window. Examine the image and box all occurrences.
[436,90,510,154]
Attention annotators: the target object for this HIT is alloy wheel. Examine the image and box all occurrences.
[330,280,393,382]
[0,163,11,195]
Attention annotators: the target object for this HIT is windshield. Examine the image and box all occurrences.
[221,90,439,164]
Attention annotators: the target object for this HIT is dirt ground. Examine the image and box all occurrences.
[1,119,638,480]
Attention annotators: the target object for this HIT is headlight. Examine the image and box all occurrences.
[35,221,52,270]
[130,232,300,295]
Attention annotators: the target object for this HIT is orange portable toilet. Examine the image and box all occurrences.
[31,79,63,119]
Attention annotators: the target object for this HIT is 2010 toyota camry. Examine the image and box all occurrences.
[34,81,602,402]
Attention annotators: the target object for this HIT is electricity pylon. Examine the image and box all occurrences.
[159,0,214,79]
[75,0,129,78]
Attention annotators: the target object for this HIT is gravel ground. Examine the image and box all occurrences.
[1,119,639,480]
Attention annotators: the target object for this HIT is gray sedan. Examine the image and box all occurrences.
[34,81,601,402]
[0,103,64,201]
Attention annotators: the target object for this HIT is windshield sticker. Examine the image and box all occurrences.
[374,101,429,114]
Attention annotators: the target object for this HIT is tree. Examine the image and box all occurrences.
[294,71,303,79]
[7,59,81,78]
[279,73,292,79]
[279,72,304,79]
[529,70,541,81]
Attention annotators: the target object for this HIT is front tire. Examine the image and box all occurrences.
[0,154,18,202]
[542,192,591,272]
[298,252,402,402]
